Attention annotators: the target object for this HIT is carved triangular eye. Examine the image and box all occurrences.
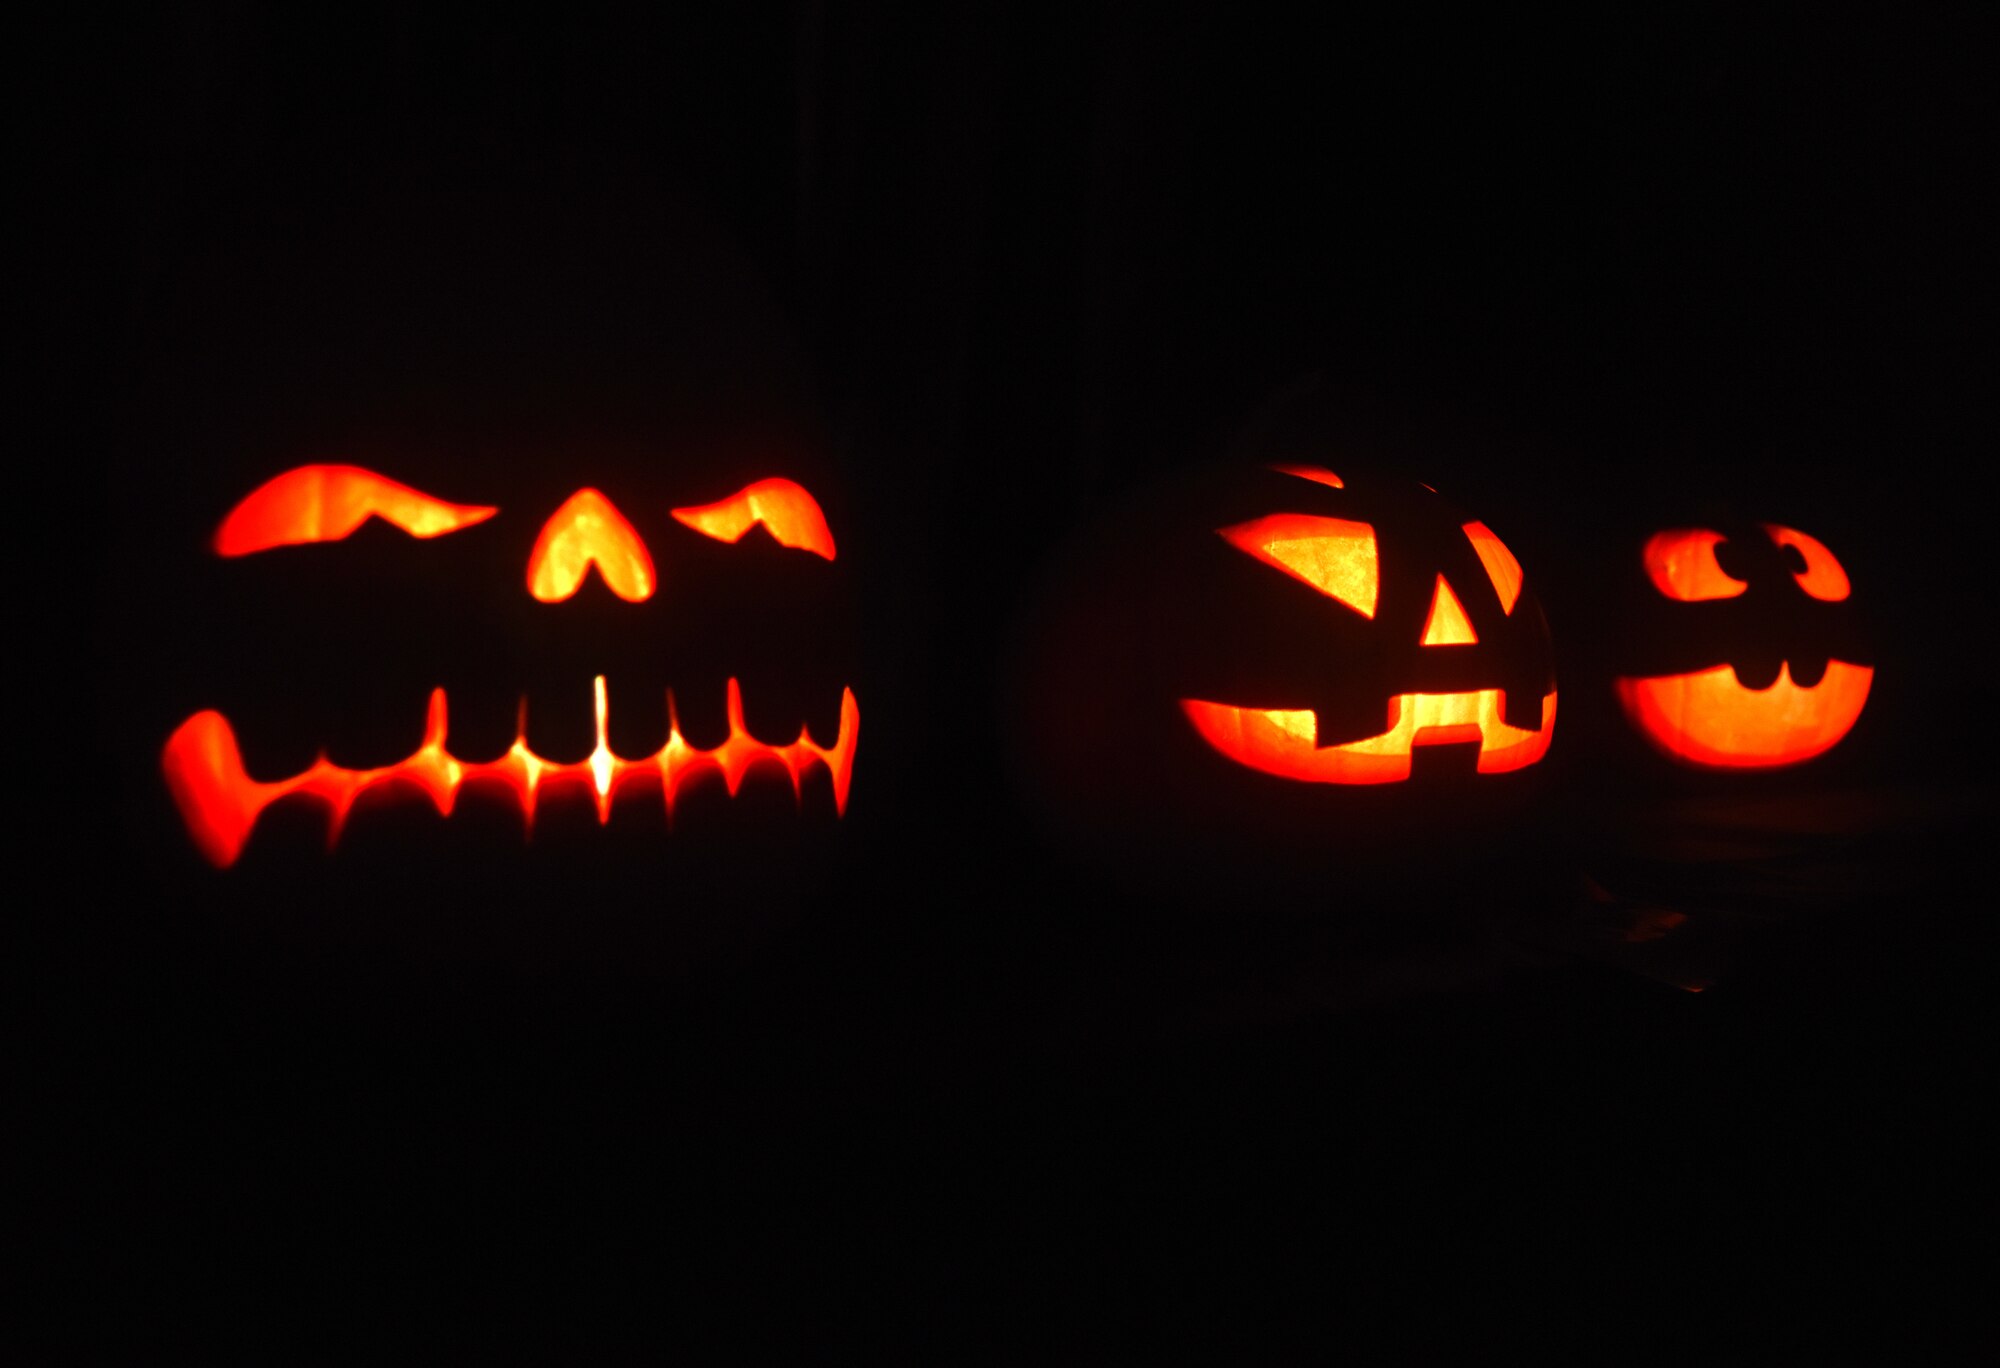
[526,488,656,603]
[213,464,496,556]
[1217,513,1379,618]
[1420,576,1478,645]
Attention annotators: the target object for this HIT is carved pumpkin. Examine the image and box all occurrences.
[161,464,858,869]
[103,170,862,923]
[1013,458,1557,877]
[1178,465,1554,785]
[1613,519,1870,769]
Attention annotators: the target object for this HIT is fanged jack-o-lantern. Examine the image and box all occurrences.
[1614,521,1870,768]
[1013,461,1558,865]
[107,173,861,883]
[159,465,859,868]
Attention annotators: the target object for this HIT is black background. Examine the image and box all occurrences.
[48,4,1993,1356]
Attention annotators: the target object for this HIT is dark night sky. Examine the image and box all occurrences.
[75,6,1994,783]
[44,6,1998,1355]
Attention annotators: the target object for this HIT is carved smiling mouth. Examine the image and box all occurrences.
[1181,688,1556,784]
[163,677,860,867]
[1615,660,1870,769]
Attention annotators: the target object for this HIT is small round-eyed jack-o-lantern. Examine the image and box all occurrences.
[1613,520,1870,769]
[1013,459,1558,883]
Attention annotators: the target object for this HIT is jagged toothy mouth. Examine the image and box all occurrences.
[162,676,860,867]
[1180,687,1556,784]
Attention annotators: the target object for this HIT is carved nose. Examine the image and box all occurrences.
[1419,574,1479,645]
[526,488,657,602]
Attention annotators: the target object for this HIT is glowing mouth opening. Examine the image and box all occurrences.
[1180,688,1556,785]
[1614,659,1871,769]
[162,676,861,868]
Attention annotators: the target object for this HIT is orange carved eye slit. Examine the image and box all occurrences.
[526,488,657,603]
[1641,528,1749,602]
[671,478,837,561]
[1763,524,1850,601]
[213,464,498,556]
[1461,520,1523,614]
[1269,464,1344,489]
[1218,513,1380,618]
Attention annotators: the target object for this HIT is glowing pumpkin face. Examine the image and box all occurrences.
[1178,465,1556,784]
[1614,521,1870,768]
[157,460,858,869]
[1012,461,1559,872]
[97,167,864,970]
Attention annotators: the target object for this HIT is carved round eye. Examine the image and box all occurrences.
[214,464,497,556]
[1640,528,1748,602]
[1763,524,1850,601]
[1218,513,1379,618]
[671,478,836,560]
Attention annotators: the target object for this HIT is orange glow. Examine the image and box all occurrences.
[213,465,497,556]
[1181,689,1556,784]
[526,488,656,603]
[1763,524,1851,601]
[1615,660,1871,769]
[1218,514,1379,618]
[1641,529,1748,601]
[1462,521,1523,614]
[1419,576,1479,645]
[161,678,861,868]
[1270,464,1344,489]
[671,479,837,560]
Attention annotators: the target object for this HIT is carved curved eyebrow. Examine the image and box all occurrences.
[1763,523,1851,601]
[213,464,498,557]
[1462,520,1524,614]
[670,478,836,560]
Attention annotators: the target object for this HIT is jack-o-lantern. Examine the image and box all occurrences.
[1012,459,1557,883]
[100,168,864,949]
[160,464,858,869]
[1178,464,1554,785]
[1612,519,1870,769]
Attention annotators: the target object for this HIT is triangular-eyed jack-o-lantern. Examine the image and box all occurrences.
[1012,460,1558,879]
[1177,464,1554,785]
